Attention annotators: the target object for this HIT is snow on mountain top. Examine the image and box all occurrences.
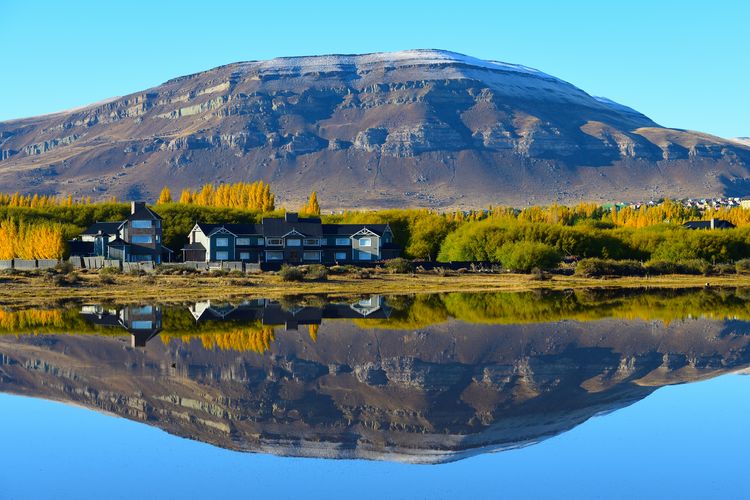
[246,49,559,81]
[593,96,645,116]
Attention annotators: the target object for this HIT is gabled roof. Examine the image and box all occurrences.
[128,203,162,221]
[321,223,391,236]
[195,222,264,236]
[107,236,129,247]
[262,216,323,237]
[181,242,207,251]
[683,219,735,229]
[81,222,123,236]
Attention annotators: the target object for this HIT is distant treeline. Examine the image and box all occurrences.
[3,186,750,267]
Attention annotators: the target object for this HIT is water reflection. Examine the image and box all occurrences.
[1,288,750,463]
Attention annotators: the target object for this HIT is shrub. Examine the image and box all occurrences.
[279,265,304,282]
[644,260,704,275]
[328,265,348,275]
[56,261,75,274]
[384,258,414,274]
[498,241,561,272]
[575,258,645,278]
[99,266,121,275]
[736,259,750,274]
[99,274,116,285]
[305,264,328,281]
[51,272,80,287]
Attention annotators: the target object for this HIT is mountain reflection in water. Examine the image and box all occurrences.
[1,288,750,464]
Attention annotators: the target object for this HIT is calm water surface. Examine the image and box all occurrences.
[1,289,749,499]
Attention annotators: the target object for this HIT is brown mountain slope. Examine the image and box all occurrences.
[1,49,748,209]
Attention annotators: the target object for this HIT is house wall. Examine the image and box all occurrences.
[191,228,211,262]
[351,233,381,261]
[210,232,236,261]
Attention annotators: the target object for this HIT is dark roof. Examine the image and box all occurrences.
[196,222,264,236]
[181,242,207,251]
[67,240,95,255]
[261,216,323,237]
[321,224,391,236]
[683,219,736,230]
[81,222,123,236]
[128,244,160,256]
[128,202,162,221]
[107,236,128,247]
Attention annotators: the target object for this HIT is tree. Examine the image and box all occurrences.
[178,189,192,204]
[302,191,320,216]
[157,186,172,204]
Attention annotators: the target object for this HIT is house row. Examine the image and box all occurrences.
[69,203,401,265]
[182,212,399,264]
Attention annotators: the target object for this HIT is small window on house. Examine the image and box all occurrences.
[336,238,350,246]
[266,251,284,261]
[131,320,153,330]
[335,251,347,260]
[266,238,283,246]
[215,251,229,261]
[359,237,372,247]
[131,235,153,244]
[215,237,229,247]
[258,237,265,246]
[131,220,152,229]
[304,238,319,246]
[287,238,301,247]
[239,252,251,260]
[303,251,320,261]
[236,238,251,246]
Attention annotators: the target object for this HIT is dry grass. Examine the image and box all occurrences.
[1,270,748,307]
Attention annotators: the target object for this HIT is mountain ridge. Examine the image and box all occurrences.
[1,49,748,208]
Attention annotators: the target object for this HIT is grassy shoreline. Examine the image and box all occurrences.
[2,270,750,307]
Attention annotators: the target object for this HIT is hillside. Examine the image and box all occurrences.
[1,49,749,209]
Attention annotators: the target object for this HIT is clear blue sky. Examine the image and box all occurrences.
[1,0,747,138]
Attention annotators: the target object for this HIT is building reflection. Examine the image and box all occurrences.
[80,305,163,347]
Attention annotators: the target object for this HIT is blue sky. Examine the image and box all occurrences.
[1,0,747,138]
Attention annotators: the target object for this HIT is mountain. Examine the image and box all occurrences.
[2,304,750,463]
[1,49,749,209]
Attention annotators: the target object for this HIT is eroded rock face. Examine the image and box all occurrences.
[0,49,749,208]
[2,315,750,463]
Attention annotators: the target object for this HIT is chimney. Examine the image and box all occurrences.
[131,201,145,215]
[285,212,298,223]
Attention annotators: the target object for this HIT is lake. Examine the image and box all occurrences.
[1,288,749,499]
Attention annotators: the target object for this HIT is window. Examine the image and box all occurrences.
[215,251,229,261]
[131,306,153,314]
[359,251,372,260]
[304,238,319,246]
[131,220,152,229]
[257,237,265,246]
[155,235,160,243]
[265,251,283,261]
[286,238,301,247]
[215,237,229,247]
[335,251,347,260]
[131,235,152,244]
[236,238,251,246]
[240,252,250,260]
[266,238,283,246]
[131,320,153,330]
[336,238,350,246]
[303,251,321,261]
[359,237,372,247]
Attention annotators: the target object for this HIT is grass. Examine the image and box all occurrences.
[1,269,749,307]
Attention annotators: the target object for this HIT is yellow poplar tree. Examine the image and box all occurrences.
[157,186,172,204]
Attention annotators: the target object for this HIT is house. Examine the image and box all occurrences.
[181,212,400,264]
[79,304,163,347]
[71,202,173,263]
[682,218,736,230]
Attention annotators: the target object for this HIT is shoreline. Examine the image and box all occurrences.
[2,271,750,307]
